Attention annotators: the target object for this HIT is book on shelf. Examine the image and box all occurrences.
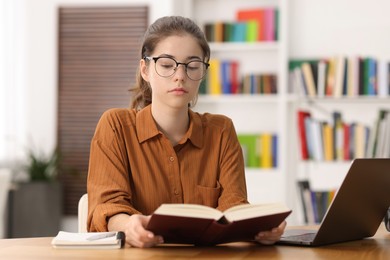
[201,58,278,95]
[237,133,278,168]
[297,110,311,160]
[146,203,292,245]
[237,134,260,167]
[289,56,390,97]
[322,122,334,161]
[236,8,264,41]
[264,8,276,41]
[297,180,336,224]
[296,109,374,162]
[205,7,279,44]
[374,110,390,158]
[260,133,273,168]
[317,59,328,98]
[208,59,222,95]
[333,56,346,98]
[51,231,125,249]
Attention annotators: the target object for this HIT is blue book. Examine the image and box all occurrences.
[272,134,278,167]
[368,58,377,95]
[232,22,247,42]
[221,61,231,94]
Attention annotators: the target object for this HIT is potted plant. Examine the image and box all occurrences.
[8,148,63,238]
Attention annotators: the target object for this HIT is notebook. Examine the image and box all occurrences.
[278,158,390,246]
[51,231,125,249]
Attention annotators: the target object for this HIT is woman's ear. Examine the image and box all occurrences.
[140,59,149,82]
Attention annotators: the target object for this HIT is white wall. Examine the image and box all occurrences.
[289,0,390,59]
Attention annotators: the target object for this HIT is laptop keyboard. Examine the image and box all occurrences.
[283,233,317,243]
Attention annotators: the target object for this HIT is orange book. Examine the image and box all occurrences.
[236,9,265,41]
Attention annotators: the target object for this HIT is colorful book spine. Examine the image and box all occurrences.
[237,133,278,168]
[289,56,390,98]
[296,110,379,161]
[208,59,221,95]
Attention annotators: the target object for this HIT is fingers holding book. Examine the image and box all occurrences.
[254,221,287,245]
[125,214,164,248]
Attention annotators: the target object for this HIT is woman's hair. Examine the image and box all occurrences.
[130,16,210,110]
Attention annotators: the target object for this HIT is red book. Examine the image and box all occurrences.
[230,60,240,94]
[236,9,265,41]
[147,203,291,245]
[343,123,350,160]
[297,110,311,160]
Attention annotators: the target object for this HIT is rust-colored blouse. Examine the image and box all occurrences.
[87,105,248,232]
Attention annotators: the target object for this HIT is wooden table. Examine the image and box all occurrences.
[1,224,389,260]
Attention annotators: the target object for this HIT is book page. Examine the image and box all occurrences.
[154,204,223,220]
[224,203,290,222]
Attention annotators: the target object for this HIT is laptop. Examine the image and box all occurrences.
[278,158,390,246]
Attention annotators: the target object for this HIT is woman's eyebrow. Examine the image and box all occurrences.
[186,55,202,61]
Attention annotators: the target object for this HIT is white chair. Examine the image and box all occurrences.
[78,193,88,233]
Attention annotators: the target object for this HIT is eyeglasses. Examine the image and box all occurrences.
[144,56,209,81]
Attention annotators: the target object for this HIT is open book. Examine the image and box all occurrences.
[146,203,292,245]
[51,231,125,249]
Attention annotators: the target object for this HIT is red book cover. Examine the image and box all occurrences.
[146,203,291,245]
[297,110,311,160]
[343,123,350,160]
[230,61,240,94]
[236,9,265,41]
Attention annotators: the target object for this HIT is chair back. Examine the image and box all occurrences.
[78,193,88,233]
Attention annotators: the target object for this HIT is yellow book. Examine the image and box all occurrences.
[301,62,316,97]
[322,123,334,161]
[326,57,336,96]
[354,123,365,158]
[208,59,222,95]
[260,133,272,168]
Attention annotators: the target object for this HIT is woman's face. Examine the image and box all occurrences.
[140,34,205,110]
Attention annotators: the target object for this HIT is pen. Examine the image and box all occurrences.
[86,232,117,241]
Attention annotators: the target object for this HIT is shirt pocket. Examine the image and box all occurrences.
[190,181,221,208]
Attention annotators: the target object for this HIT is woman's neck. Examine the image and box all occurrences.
[151,104,189,146]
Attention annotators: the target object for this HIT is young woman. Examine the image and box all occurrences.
[87,16,286,248]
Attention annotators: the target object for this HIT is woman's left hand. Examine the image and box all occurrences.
[254,221,287,245]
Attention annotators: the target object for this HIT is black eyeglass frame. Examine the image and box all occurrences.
[143,56,210,81]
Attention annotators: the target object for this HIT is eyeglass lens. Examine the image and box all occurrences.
[154,57,207,80]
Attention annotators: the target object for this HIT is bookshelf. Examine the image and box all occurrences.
[291,98,390,224]
[285,0,390,224]
[178,0,294,215]
[177,0,390,225]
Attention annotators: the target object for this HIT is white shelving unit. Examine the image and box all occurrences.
[173,0,390,225]
[178,0,296,222]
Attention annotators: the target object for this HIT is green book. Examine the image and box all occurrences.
[237,134,260,167]
[245,21,258,42]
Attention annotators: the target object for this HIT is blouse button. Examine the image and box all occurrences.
[174,189,179,195]
[169,156,174,162]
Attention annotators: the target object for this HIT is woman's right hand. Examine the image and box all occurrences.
[108,213,164,248]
